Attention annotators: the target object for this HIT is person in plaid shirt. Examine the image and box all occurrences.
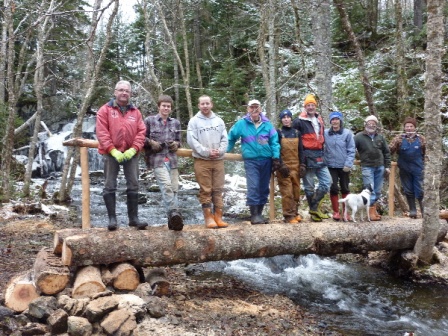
[143,95,183,231]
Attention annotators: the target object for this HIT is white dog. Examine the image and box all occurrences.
[338,188,372,222]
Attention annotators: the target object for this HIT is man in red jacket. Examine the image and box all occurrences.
[96,80,147,230]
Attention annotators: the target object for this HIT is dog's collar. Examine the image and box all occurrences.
[362,196,368,205]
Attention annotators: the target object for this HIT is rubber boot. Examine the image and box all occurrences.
[341,194,352,221]
[418,198,424,218]
[316,199,330,219]
[258,204,269,224]
[202,204,218,228]
[295,205,302,222]
[306,193,322,222]
[214,208,228,228]
[369,205,381,221]
[309,190,327,221]
[330,194,340,221]
[103,193,117,231]
[127,192,148,230]
[374,203,382,219]
[406,196,417,219]
[168,209,184,231]
[249,205,263,224]
[285,216,299,224]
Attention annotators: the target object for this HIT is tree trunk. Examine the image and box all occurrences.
[367,0,379,37]
[312,0,333,118]
[33,247,70,295]
[413,0,445,265]
[59,220,448,268]
[394,0,411,121]
[413,0,424,30]
[333,0,377,118]
[23,0,55,197]
[4,271,39,312]
[142,0,162,102]
[0,8,7,103]
[155,0,193,118]
[58,0,119,202]
[1,0,17,201]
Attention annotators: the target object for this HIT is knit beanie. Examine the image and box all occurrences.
[403,117,417,127]
[329,111,343,122]
[279,109,293,119]
[365,115,378,124]
[303,94,317,107]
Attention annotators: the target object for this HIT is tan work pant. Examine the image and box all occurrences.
[193,158,225,209]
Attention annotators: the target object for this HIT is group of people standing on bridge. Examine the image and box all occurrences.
[95,80,426,232]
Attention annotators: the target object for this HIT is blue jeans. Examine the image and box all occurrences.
[154,163,179,212]
[361,166,385,205]
[302,166,332,197]
[400,168,423,200]
[244,158,272,205]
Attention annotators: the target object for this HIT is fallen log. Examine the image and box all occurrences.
[34,247,70,295]
[72,266,106,299]
[59,219,448,268]
[109,263,140,291]
[4,271,39,312]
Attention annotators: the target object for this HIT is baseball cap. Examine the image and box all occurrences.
[248,99,261,106]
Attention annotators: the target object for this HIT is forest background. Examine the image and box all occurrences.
[0,0,447,257]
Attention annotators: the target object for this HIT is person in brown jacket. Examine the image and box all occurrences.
[276,109,305,224]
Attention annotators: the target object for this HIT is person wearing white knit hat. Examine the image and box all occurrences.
[354,115,391,221]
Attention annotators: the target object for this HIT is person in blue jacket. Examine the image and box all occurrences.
[389,117,426,218]
[324,111,356,221]
[227,99,281,224]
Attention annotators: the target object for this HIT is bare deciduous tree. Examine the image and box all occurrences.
[23,0,58,197]
[394,0,411,120]
[333,0,377,118]
[312,0,333,119]
[58,0,119,202]
[413,0,445,264]
[154,0,193,118]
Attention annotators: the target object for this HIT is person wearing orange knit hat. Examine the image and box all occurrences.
[303,94,317,107]
[292,94,331,222]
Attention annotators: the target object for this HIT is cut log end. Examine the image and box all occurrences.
[5,272,39,312]
[110,263,140,291]
[72,266,106,299]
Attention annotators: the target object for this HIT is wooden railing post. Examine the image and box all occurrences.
[80,147,91,229]
[388,162,397,218]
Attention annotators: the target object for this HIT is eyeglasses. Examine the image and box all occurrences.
[115,88,131,93]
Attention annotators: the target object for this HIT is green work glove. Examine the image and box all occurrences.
[123,148,137,161]
[110,148,124,163]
